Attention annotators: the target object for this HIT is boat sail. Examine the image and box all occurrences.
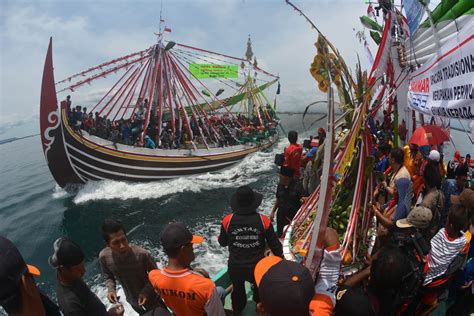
[40,30,280,189]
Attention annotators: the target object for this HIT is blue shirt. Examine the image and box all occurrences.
[393,177,413,221]
[376,156,389,172]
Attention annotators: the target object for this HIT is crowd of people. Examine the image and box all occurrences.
[2,118,473,315]
[272,119,473,315]
[66,95,279,150]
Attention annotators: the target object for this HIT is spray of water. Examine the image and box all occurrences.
[72,140,286,204]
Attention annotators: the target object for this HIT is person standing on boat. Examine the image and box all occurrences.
[372,148,413,230]
[218,185,283,314]
[66,95,72,114]
[49,237,124,316]
[270,166,305,237]
[149,222,225,316]
[284,130,303,178]
[99,219,169,316]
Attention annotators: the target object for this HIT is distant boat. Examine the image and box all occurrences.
[40,30,280,189]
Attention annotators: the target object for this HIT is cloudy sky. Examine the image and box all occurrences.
[0,0,440,137]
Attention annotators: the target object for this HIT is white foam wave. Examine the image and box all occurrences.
[52,184,70,199]
[73,140,286,204]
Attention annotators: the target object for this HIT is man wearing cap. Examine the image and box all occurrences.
[447,151,462,179]
[271,166,305,237]
[49,237,124,316]
[149,222,225,316]
[396,206,433,235]
[218,185,283,313]
[254,231,341,316]
[283,130,303,178]
[0,236,60,316]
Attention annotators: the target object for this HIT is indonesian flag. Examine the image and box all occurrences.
[367,4,375,18]
[164,27,172,33]
[368,12,392,86]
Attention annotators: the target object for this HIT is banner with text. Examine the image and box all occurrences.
[189,64,238,79]
[407,20,474,120]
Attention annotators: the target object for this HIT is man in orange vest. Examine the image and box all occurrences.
[149,223,225,316]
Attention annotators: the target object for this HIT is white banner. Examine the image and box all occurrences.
[407,18,474,120]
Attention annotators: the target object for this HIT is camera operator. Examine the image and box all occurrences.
[336,245,413,316]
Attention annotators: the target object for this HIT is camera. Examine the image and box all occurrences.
[391,231,430,260]
[274,153,285,166]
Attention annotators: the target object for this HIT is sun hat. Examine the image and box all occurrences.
[396,206,432,229]
[230,185,263,214]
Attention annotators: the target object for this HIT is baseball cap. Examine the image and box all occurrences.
[254,256,314,315]
[451,189,474,208]
[334,286,374,316]
[428,150,440,162]
[0,237,40,300]
[48,237,85,268]
[396,206,432,229]
[160,222,204,250]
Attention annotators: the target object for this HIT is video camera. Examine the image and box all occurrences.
[391,230,430,263]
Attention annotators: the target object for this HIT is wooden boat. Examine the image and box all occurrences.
[40,31,280,189]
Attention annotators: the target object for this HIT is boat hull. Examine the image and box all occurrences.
[59,104,277,184]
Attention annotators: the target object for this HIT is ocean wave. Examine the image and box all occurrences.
[52,184,70,199]
[73,141,285,204]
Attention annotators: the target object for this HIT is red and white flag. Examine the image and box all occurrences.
[367,4,375,18]
[164,27,172,33]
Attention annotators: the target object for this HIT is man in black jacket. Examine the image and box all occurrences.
[270,167,305,237]
[218,185,283,314]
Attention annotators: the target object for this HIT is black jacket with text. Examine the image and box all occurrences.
[218,208,283,269]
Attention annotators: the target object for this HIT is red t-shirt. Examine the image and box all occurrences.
[284,144,303,177]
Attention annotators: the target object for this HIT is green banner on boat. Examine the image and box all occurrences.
[189,64,238,79]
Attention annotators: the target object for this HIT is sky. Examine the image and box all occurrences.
[0,0,441,138]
